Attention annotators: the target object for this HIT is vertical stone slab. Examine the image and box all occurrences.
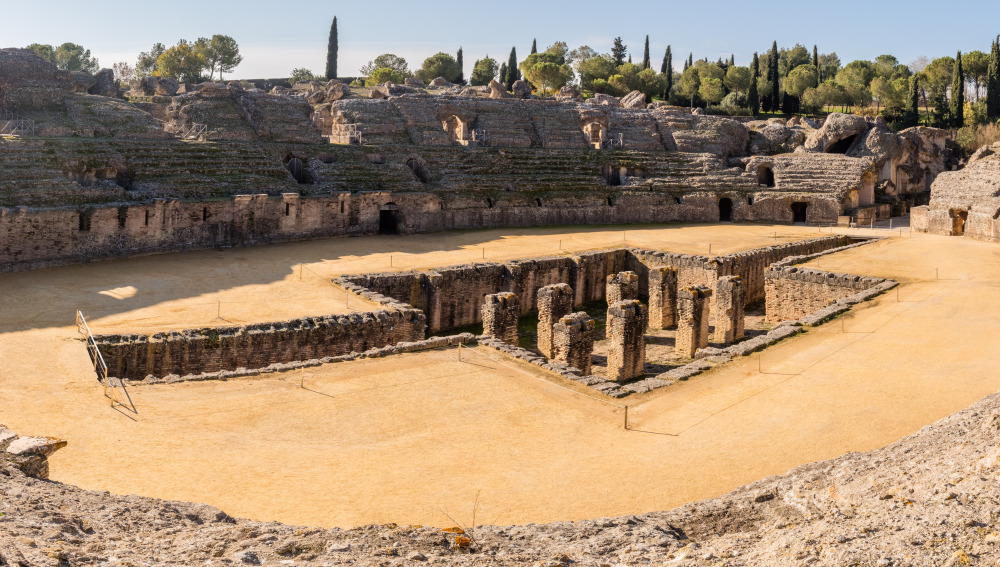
[606,271,639,305]
[551,312,596,374]
[536,283,574,358]
[714,275,745,343]
[482,292,520,345]
[676,286,713,358]
[648,266,678,329]
[605,300,647,382]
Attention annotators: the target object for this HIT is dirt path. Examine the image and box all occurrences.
[5,224,993,529]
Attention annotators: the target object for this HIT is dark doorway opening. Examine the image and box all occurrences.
[826,134,858,154]
[951,209,968,236]
[405,158,429,183]
[718,198,733,222]
[603,164,621,186]
[379,210,399,234]
[757,166,775,187]
[791,202,809,223]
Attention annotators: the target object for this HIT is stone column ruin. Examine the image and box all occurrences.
[648,266,678,330]
[676,286,713,358]
[536,283,574,358]
[605,271,639,305]
[606,300,647,382]
[482,292,520,345]
[551,312,596,375]
[714,275,745,344]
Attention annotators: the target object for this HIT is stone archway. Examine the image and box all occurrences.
[718,198,733,222]
[791,202,809,223]
[757,165,775,187]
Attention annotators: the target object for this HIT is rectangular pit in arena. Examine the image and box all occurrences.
[91,234,894,396]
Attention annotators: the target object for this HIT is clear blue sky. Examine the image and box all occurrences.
[4,0,999,78]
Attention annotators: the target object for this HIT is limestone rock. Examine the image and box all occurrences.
[587,93,620,107]
[0,48,76,110]
[691,107,704,115]
[512,80,532,99]
[488,80,511,99]
[968,141,1000,165]
[6,436,67,458]
[155,77,180,96]
[747,121,806,155]
[620,90,647,109]
[555,85,582,102]
[88,68,119,97]
[404,77,425,87]
[0,425,16,451]
[326,82,350,101]
[804,112,869,153]
[70,70,97,93]
[370,88,387,99]
[671,115,749,158]
[430,77,452,87]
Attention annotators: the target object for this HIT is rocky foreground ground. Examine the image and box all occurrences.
[4,389,1000,566]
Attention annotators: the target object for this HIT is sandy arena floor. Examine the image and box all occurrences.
[2,223,996,528]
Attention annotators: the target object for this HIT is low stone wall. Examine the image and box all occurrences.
[765,266,888,323]
[97,308,426,381]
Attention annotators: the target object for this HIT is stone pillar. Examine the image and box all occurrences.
[551,312,595,374]
[605,271,639,305]
[714,276,745,344]
[606,300,647,382]
[536,283,574,358]
[482,292,520,345]
[648,266,678,330]
[676,286,712,358]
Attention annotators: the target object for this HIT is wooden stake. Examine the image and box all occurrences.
[624,405,629,430]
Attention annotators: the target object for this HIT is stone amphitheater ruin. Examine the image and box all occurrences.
[3,47,1000,565]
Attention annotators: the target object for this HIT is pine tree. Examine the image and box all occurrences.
[612,37,627,66]
[768,41,780,113]
[531,39,537,55]
[505,47,519,91]
[498,62,508,87]
[325,16,338,80]
[906,75,920,127]
[456,47,465,85]
[748,52,760,117]
[642,35,651,69]
[663,46,673,100]
[951,50,965,127]
[987,36,1000,121]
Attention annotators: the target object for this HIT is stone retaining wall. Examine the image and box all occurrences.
[765,266,888,323]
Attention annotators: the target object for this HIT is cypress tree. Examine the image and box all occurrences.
[642,35,651,69]
[907,75,920,128]
[768,41,780,113]
[812,45,820,83]
[325,16,338,80]
[505,47,519,91]
[628,54,632,64]
[748,52,760,117]
[688,53,693,68]
[498,62,507,87]
[456,47,465,85]
[730,54,735,66]
[663,46,673,100]
[987,36,1000,121]
[660,47,669,74]
[530,39,537,55]
[951,50,965,127]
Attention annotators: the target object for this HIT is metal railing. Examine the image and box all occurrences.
[0,109,36,136]
[177,122,207,140]
[471,128,490,146]
[76,310,137,413]
[601,133,624,150]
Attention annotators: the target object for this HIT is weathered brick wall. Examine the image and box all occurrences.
[606,271,639,304]
[606,300,647,382]
[482,292,520,345]
[648,266,678,330]
[714,276,745,344]
[676,286,712,358]
[765,266,886,323]
[96,308,426,380]
[551,312,595,374]
[536,284,574,358]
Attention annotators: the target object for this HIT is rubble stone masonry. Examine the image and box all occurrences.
[482,292,520,345]
[714,276,745,343]
[765,267,886,323]
[551,312,596,374]
[648,267,678,329]
[676,286,713,358]
[536,283,574,358]
[606,300,647,382]
[606,271,639,305]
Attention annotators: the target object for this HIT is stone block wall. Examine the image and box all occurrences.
[551,312,595,374]
[605,300,647,382]
[606,271,639,305]
[96,308,426,381]
[765,266,887,323]
[676,286,712,358]
[536,283,574,358]
[648,266,678,329]
[482,292,520,345]
[714,276,745,344]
